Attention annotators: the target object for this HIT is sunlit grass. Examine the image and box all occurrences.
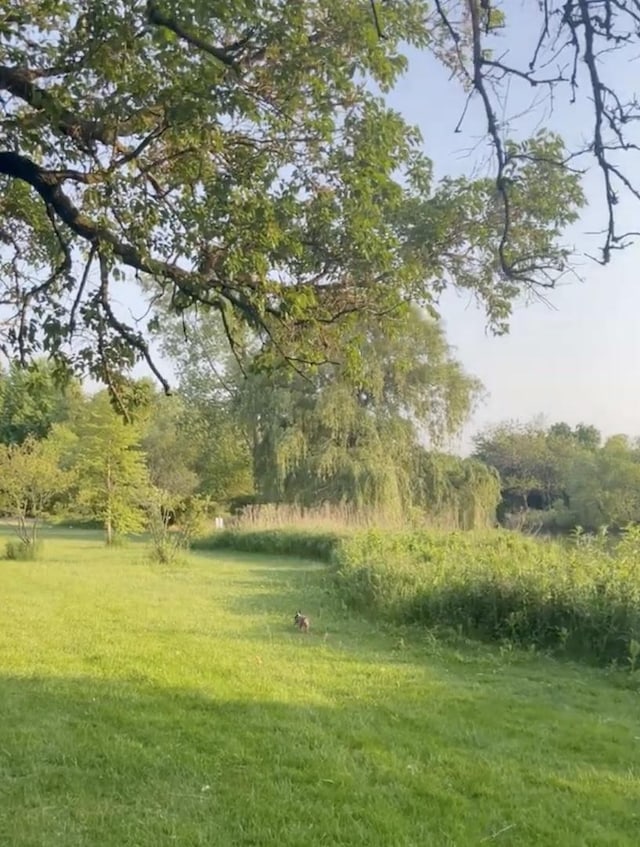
[0,531,638,845]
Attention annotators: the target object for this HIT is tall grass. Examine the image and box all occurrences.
[196,525,640,666]
[227,501,488,532]
[229,502,405,530]
[192,526,341,561]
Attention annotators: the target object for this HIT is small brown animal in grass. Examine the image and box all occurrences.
[294,611,310,632]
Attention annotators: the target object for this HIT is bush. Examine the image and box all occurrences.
[512,505,580,535]
[147,493,210,566]
[148,533,188,565]
[332,528,640,665]
[192,529,342,562]
[5,539,44,561]
[197,526,640,666]
[50,516,104,530]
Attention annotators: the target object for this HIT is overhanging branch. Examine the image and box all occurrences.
[431,0,640,268]
[0,65,115,148]
[0,149,344,382]
[146,1,241,72]
[0,150,213,292]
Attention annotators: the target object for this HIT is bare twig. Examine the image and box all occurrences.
[97,249,172,394]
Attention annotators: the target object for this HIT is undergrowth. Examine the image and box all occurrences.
[4,539,44,561]
[195,526,640,666]
[192,528,341,562]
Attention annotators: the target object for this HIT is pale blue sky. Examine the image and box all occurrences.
[124,15,640,452]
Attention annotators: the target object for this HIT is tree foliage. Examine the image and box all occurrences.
[72,392,150,543]
[0,430,71,548]
[0,0,585,395]
[141,395,200,501]
[473,419,604,514]
[411,450,500,529]
[473,419,640,531]
[233,307,483,516]
[1,347,639,535]
[548,422,601,452]
[159,317,254,502]
[0,361,82,444]
[158,305,492,522]
[566,437,640,531]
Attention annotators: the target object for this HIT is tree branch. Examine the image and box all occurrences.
[146,1,241,72]
[0,65,116,148]
[0,150,209,292]
[97,250,172,395]
[466,0,518,282]
[432,0,640,267]
[0,149,340,383]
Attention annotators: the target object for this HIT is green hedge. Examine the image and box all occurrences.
[4,539,44,561]
[193,527,640,666]
[191,529,342,563]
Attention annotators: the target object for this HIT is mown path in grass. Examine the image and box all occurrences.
[0,532,638,846]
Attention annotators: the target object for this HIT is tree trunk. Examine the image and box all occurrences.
[105,459,113,545]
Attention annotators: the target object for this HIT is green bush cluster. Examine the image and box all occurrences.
[196,527,640,666]
[192,529,341,562]
[4,539,44,561]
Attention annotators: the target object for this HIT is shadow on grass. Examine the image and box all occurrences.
[193,548,324,570]
[0,673,637,847]
[0,526,148,547]
[224,560,337,637]
[194,549,330,632]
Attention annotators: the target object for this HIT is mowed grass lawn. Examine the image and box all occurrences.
[0,532,638,846]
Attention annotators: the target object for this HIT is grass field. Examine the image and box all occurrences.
[1,531,639,846]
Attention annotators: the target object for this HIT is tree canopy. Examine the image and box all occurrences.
[0,0,589,396]
[159,305,491,522]
[72,392,150,543]
[0,431,71,545]
[0,360,82,444]
[472,419,640,531]
[241,307,482,509]
[0,353,637,535]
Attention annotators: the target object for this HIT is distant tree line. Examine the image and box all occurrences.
[1,316,635,541]
[0,304,502,542]
[473,421,640,532]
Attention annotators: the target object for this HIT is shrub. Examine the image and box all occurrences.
[514,504,581,535]
[147,504,185,566]
[148,525,187,565]
[5,539,44,561]
[332,528,640,665]
[147,493,210,566]
[192,528,341,562]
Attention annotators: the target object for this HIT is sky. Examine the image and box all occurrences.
[120,6,640,454]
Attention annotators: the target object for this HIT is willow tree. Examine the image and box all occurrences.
[158,313,254,503]
[411,451,500,530]
[0,0,584,400]
[236,307,482,517]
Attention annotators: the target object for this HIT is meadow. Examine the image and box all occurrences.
[1,529,639,845]
[198,526,640,666]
